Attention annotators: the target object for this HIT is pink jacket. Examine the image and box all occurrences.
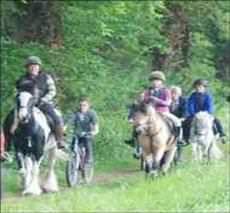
[144,87,171,113]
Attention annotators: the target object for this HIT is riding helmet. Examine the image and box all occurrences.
[25,56,42,66]
[193,79,208,87]
[149,71,166,81]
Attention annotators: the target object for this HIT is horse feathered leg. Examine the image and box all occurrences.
[22,157,42,195]
[161,145,177,175]
[41,146,58,193]
[150,147,165,177]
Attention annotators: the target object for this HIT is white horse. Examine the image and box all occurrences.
[190,111,223,162]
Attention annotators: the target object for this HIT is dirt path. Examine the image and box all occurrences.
[2,167,141,203]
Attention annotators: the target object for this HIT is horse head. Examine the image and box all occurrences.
[16,91,36,124]
[128,101,157,135]
[193,111,214,136]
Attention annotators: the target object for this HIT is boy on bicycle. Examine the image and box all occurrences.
[72,97,99,166]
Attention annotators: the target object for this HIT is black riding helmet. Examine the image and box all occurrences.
[193,79,208,88]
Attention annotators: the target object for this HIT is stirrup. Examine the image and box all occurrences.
[177,140,187,146]
[220,137,226,144]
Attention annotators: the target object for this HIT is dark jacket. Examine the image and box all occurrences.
[16,71,56,104]
[73,110,98,136]
[170,96,187,118]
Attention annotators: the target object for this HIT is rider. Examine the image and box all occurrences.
[170,86,188,162]
[72,97,99,166]
[15,56,66,149]
[170,86,188,144]
[127,71,183,159]
[186,79,226,143]
[143,71,182,140]
[170,86,187,120]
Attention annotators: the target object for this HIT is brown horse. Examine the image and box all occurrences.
[130,102,177,177]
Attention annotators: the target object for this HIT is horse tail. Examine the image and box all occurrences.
[209,140,223,160]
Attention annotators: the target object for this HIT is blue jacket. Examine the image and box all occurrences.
[187,92,214,117]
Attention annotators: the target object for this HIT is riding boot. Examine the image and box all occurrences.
[176,127,185,145]
[124,138,135,147]
[133,144,142,159]
[175,145,183,163]
[54,125,66,149]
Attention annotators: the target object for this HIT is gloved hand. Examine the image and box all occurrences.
[79,132,87,137]
[79,131,92,138]
[149,96,158,102]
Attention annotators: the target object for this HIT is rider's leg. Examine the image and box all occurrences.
[214,117,226,143]
[39,103,65,149]
[163,112,184,144]
[183,117,193,144]
[84,137,93,165]
[124,129,137,147]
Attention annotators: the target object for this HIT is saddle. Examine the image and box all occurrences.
[160,114,177,136]
[45,115,55,132]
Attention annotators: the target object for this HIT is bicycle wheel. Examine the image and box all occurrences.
[65,153,80,187]
[82,163,94,184]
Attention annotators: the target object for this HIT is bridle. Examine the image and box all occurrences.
[17,92,35,124]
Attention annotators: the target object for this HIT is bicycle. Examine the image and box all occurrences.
[65,134,94,187]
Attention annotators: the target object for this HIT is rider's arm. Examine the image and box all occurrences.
[41,74,56,103]
[150,89,171,107]
[205,93,214,114]
[91,123,99,136]
[181,97,188,118]
[90,111,99,136]
[187,94,195,117]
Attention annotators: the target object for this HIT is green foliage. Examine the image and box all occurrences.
[1,1,230,161]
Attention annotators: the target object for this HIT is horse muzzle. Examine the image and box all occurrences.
[18,109,29,123]
[135,124,148,135]
[18,114,29,124]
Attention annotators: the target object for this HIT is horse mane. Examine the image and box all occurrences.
[141,104,164,135]
[195,111,213,122]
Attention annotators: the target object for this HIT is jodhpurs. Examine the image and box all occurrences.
[162,112,182,127]
[39,102,63,127]
[78,137,94,165]
[213,117,225,136]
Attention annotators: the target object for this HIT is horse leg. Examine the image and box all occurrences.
[145,154,153,175]
[41,147,58,193]
[192,143,198,161]
[22,156,33,195]
[150,147,165,177]
[22,157,42,195]
[16,152,27,190]
[198,144,203,161]
[161,146,177,175]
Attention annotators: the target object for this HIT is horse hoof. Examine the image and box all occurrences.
[42,187,58,193]
[149,170,158,178]
[22,188,42,196]
[161,171,167,176]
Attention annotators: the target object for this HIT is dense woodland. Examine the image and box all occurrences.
[1,0,230,159]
